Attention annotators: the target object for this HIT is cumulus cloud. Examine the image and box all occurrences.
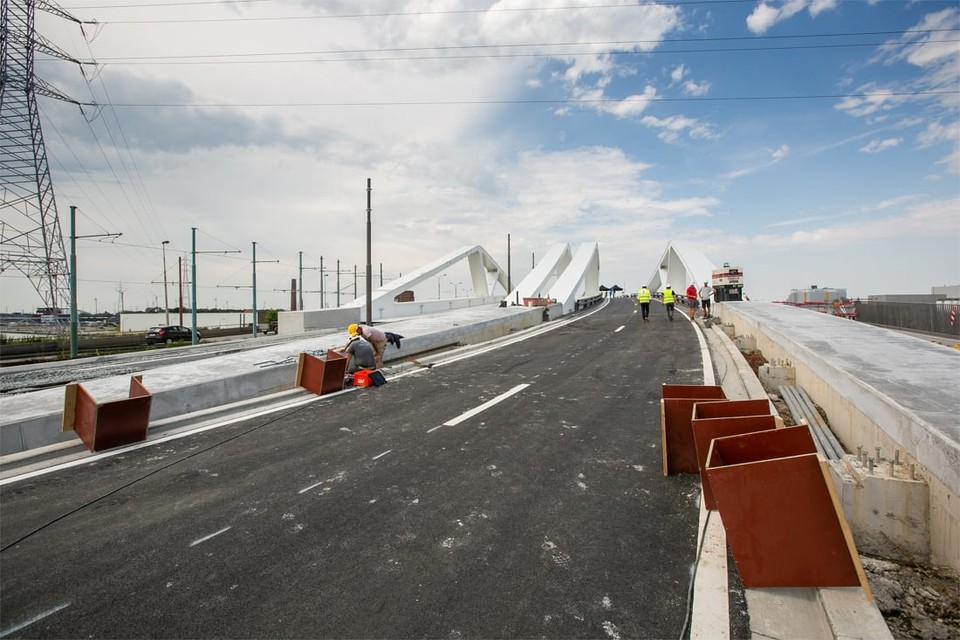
[860,138,902,153]
[641,114,716,144]
[746,0,839,34]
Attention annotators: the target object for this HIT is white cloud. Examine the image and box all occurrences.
[682,79,711,97]
[860,138,902,153]
[641,114,716,144]
[746,0,833,34]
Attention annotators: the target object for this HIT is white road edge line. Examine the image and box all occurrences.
[0,602,71,638]
[189,526,232,548]
[431,383,531,432]
[372,449,392,460]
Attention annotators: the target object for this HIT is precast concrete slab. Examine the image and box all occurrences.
[0,305,545,457]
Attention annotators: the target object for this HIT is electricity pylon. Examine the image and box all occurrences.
[1,0,88,315]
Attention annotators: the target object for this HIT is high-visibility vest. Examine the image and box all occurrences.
[638,288,650,303]
[662,288,675,304]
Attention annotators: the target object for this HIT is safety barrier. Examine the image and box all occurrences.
[660,384,726,475]
[295,350,347,396]
[705,426,871,594]
[62,375,152,452]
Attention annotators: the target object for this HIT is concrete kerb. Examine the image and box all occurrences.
[0,306,546,458]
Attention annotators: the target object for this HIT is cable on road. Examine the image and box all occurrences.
[0,401,317,554]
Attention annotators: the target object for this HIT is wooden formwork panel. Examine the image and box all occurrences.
[296,350,348,396]
[692,398,772,420]
[705,426,871,595]
[660,384,726,476]
[692,414,780,510]
[662,384,726,400]
[62,376,153,452]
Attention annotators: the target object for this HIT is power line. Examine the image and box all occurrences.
[65,0,763,22]
[93,90,960,109]
[67,38,959,66]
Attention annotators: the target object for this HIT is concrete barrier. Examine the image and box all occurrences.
[0,305,546,457]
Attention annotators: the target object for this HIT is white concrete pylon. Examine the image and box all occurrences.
[647,240,717,295]
[347,245,508,321]
[551,242,601,315]
[504,243,572,306]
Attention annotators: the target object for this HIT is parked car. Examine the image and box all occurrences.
[145,325,200,345]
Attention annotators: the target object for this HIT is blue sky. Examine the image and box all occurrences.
[3,0,958,313]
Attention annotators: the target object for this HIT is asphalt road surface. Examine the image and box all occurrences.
[1,299,708,639]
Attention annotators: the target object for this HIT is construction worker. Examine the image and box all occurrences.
[342,333,376,374]
[347,323,387,368]
[699,281,715,319]
[637,285,651,322]
[686,282,699,320]
[662,285,676,321]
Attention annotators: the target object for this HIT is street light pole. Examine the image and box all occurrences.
[298,251,304,311]
[252,241,258,337]
[437,273,447,298]
[69,206,78,358]
[366,178,373,324]
[191,228,198,344]
[162,240,170,324]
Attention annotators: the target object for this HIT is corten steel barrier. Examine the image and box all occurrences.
[705,425,871,596]
[691,413,781,510]
[295,350,347,396]
[62,375,153,452]
[660,384,726,475]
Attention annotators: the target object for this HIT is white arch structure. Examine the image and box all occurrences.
[346,245,509,321]
[279,242,601,333]
[646,240,717,295]
[506,242,600,315]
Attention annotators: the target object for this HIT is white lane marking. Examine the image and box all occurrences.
[691,319,716,386]
[432,383,531,432]
[614,325,625,333]
[189,526,232,547]
[372,449,393,460]
[0,602,71,638]
[298,481,326,494]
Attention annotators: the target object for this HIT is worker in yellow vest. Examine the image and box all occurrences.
[662,284,676,321]
[637,285,651,322]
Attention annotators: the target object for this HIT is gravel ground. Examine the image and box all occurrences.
[863,556,960,640]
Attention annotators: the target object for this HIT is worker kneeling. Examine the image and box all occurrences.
[343,334,376,375]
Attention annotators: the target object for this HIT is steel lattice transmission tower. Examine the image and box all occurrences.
[1,0,86,314]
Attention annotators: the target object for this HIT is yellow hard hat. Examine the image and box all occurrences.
[348,323,359,336]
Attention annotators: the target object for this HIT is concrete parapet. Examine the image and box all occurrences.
[714,301,959,571]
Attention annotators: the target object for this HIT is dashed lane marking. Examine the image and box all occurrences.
[428,383,531,433]
[189,526,232,548]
